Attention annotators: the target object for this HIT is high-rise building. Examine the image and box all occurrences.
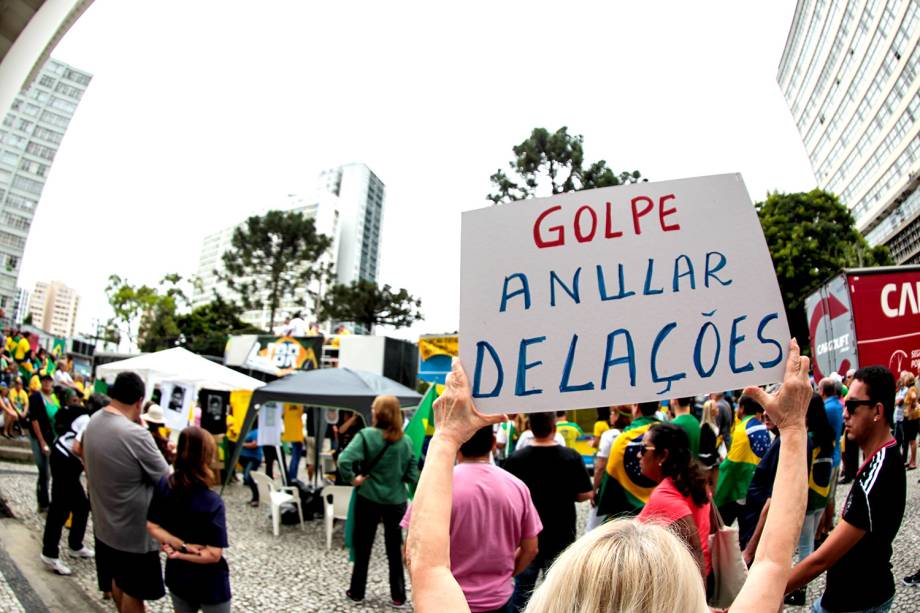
[777,0,920,262]
[0,58,92,312]
[318,163,385,285]
[29,280,79,338]
[191,163,383,331]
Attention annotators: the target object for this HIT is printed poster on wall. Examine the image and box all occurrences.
[459,173,790,414]
[257,402,284,447]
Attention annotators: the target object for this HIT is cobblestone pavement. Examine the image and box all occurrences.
[2,458,920,612]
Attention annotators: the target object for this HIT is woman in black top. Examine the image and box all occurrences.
[147,427,231,613]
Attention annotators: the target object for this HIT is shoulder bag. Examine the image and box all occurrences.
[707,501,748,609]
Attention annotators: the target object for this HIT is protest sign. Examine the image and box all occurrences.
[459,173,790,414]
[159,381,194,430]
[257,402,284,446]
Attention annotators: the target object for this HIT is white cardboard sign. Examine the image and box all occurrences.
[159,381,194,431]
[459,173,790,414]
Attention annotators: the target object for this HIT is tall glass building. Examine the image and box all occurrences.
[777,0,920,262]
[0,58,91,315]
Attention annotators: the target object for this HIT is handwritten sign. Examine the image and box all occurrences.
[459,173,789,414]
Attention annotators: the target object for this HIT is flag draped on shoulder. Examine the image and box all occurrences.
[808,443,834,510]
[596,417,659,516]
[713,415,771,507]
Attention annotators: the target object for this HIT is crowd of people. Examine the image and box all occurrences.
[2,325,914,613]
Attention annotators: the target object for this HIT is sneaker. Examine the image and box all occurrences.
[902,572,920,587]
[783,588,806,606]
[391,599,407,609]
[69,546,95,559]
[40,555,72,575]
[345,590,363,602]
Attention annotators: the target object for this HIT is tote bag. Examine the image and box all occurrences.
[707,503,748,608]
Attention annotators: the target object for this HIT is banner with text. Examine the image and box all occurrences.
[459,173,790,414]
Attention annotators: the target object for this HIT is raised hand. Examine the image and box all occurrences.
[433,359,506,446]
[743,339,811,432]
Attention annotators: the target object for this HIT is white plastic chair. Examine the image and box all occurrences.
[324,485,354,550]
[251,471,304,536]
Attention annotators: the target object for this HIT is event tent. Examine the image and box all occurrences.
[224,367,422,487]
[96,347,264,392]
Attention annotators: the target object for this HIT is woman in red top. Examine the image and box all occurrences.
[638,423,712,580]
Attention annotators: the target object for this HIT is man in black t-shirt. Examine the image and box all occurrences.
[504,412,593,612]
[786,365,904,612]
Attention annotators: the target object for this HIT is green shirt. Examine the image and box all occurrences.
[338,427,419,505]
[672,413,701,457]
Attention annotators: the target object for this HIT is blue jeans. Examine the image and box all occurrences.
[812,596,893,613]
[29,437,49,508]
[798,508,824,559]
[240,457,261,502]
[287,442,304,483]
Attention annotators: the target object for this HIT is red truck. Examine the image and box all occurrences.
[806,266,920,381]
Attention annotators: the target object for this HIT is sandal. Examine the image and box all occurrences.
[249,500,259,507]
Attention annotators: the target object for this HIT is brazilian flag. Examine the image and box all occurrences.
[713,415,771,507]
[807,443,834,510]
[596,416,659,517]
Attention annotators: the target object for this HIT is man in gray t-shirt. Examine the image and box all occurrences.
[83,372,169,608]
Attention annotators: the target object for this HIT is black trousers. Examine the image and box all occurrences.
[262,446,280,479]
[42,451,89,558]
[349,493,407,602]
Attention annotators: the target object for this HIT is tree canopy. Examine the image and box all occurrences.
[488,126,645,204]
[216,209,331,331]
[176,295,263,356]
[756,189,892,349]
[316,279,423,332]
[105,273,187,350]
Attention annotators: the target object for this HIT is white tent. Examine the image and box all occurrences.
[96,347,264,392]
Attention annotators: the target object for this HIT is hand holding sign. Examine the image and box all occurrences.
[743,338,811,432]
[433,358,506,447]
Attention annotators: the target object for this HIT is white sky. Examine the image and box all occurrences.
[17,0,816,340]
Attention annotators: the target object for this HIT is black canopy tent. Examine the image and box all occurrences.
[223,368,422,489]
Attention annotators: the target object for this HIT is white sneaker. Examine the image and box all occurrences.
[69,546,94,559]
[40,555,72,575]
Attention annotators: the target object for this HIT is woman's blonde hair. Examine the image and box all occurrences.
[371,395,404,443]
[701,399,718,430]
[525,519,708,613]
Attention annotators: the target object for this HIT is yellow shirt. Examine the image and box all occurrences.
[593,421,611,438]
[282,404,305,443]
[10,388,28,414]
[29,375,41,392]
[15,337,30,361]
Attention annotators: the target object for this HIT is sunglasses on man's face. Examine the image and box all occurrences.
[845,399,876,413]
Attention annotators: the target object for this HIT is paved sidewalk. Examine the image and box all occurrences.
[2,457,920,611]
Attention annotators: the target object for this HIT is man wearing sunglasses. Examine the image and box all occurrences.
[785,365,904,613]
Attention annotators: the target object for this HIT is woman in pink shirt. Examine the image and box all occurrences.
[638,423,712,582]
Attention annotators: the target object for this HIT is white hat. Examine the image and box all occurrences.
[142,404,166,425]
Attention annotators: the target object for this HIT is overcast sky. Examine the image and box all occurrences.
[17,0,816,340]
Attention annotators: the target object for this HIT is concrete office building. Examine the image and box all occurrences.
[778,0,920,262]
[29,280,79,338]
[0,58,91,314]
[191,163,383,331]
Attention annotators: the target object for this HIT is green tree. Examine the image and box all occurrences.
[216,210,332,331]
[176,295,264,357]
[488,126,645,204]
[756,189,892,350]
[317,279,423,332]
[105,274,188,352]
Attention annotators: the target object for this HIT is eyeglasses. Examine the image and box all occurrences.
[845,399,876,412]
[638,444,656,456]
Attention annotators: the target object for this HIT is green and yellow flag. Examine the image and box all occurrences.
[404,384,439,499]
[713,415,771,507]
[596,416,659,516]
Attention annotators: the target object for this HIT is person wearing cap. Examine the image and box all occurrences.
[142,402,176,464]
[28,373,59,512]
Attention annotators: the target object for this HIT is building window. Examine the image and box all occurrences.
[48,97,76,114]
[63,69,91,86]
[32,127,62,145]
[11,175,44,195]
[25,141,55,161]
[39,110,69,129]
[4,194,36,211]
[53,82,83,100]
[38,75,55,88]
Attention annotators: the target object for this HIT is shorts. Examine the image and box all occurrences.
[95,537,165,601]
[305,436,316,462]
[170,591,231,613]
